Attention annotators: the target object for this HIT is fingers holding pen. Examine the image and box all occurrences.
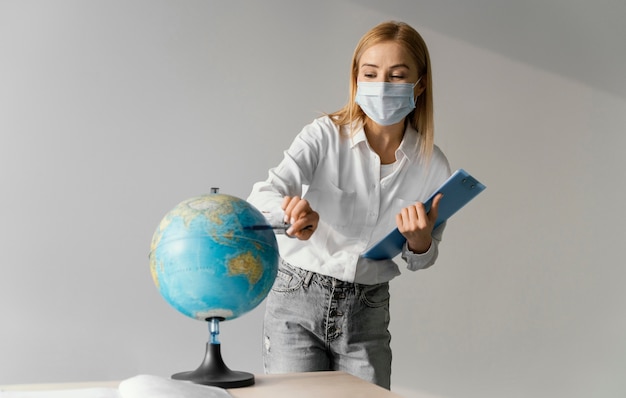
[281,196,319,240]
[281,196,299,222]
[282,196,311,225]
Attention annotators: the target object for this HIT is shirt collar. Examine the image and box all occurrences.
[350,124,368,148]
[396,123,420,160]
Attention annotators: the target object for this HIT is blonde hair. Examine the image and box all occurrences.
[329,21,435,162]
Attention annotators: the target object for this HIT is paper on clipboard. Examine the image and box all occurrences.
[361,169,486,260]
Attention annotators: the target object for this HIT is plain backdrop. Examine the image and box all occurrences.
[1,1,625,397]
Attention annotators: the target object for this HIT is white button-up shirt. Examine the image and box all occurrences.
[247,116,451,284]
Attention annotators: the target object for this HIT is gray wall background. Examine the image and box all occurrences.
[1,1,625,397]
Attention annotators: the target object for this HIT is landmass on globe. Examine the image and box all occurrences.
[149,193,279,321]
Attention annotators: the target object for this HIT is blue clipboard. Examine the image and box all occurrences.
[361,169,486,260]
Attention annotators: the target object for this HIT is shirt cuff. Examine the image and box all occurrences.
[261,209,286,226]
[401,238,439,271]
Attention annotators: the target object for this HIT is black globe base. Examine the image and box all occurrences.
[172,342,254,388]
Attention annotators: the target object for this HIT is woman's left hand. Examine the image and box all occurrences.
[395,193,443,254]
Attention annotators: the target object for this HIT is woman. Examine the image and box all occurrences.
[247,21,451,389]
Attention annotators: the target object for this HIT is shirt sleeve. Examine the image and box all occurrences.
[401,221,446,271]
[247,163,302,226]
[247,119,324,221]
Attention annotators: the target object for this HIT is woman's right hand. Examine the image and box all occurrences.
[281,196,319,240]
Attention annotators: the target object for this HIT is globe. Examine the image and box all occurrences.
[149,192,279,322]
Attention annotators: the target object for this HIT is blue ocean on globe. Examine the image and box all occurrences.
[149,193,279,321]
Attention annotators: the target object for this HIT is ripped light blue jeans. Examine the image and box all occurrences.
[263,259,392,389]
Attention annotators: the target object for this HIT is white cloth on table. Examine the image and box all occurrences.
[1,375,232,398]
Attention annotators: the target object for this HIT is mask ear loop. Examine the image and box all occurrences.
[411,77,423,105]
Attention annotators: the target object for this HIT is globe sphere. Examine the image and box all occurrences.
[149,193,279,321]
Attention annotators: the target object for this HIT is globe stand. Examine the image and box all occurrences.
[172,317,254,388]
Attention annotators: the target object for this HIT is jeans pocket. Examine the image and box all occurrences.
[271,261,304,293]
[359,283,390,308]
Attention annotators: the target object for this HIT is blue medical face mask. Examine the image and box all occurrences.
[355,78,421,126]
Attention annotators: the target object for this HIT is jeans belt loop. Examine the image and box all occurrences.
[303,271,314,288]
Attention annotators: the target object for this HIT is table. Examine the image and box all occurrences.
[1,371,404,397]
